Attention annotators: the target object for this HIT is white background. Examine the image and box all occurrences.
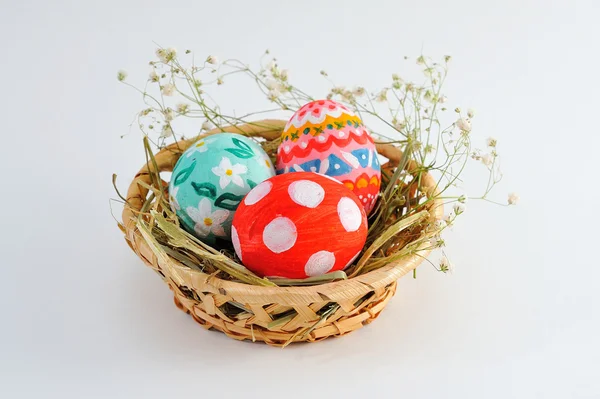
[1,0,599,398]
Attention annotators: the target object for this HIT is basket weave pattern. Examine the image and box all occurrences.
[121,120,443,347]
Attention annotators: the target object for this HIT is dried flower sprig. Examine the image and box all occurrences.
[117,47,516,282]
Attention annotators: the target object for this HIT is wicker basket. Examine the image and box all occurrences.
[121,119,443,347]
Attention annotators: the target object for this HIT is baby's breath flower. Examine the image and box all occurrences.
[467,108,475,118]
[439,95,448,103]
[416,55,426,65]
[176,103,189,114]
[456,117,471,132]
[486,137,497,147]
[163,108,175,122]
[392,73,401,81]
[454,107,461,113]
[375,89,388,102]
[439,255,454,273]
[280,69,289,80]
[353,87,366,97]
[481,153,494,167]
[435,219,447,230]
[201,120,214,131]
[156,48,177,63]
[206,55,218,65]
[117,70,128,81]
[149,70,159,82]
[268,88,281,101]
[445,213,455,226]
[320,70,328,77]
[394,120,406,130]
[458,194,468,204]
[430,235,445,248]
[444,55,452,63]
[160,124,174,138]
[453,203,466,215]
[508,192,520,205]
[217,77,224,85]
[161,83,176,96]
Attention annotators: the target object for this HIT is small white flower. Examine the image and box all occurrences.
[160,124,174,138]
[375,89,388,102]
[435,219,447,230]
[201,121,214,131]
[176,103,189,114]
[161,83,175,96]
[206,55,218,65]
[186,139,210,157]
[458,194,468,204]
[508,192,520,205]
[169,185,180,211]
[444,213,455,226]
[149,70,159,82]
[456,117,471,132]
[212,157,248,189]
[268,88,281,101]
[156,48,177,63]
[429,235,445,247]
[453,203,466,215]
[439,255,454,273]
[438,95,448,103]
[186,198,229,237]
[481,153,494,167]
[467,108,475,118]
[280,69,289,80]
[117,70,127,81]
[486,137,497,147]
[353,87,366,97]
[163,108,175,122]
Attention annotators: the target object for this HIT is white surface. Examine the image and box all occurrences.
[1,0,599,398]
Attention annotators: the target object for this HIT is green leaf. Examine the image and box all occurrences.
[225,148,254,159]
[191,182,217,199]
[214,192,245,210]
[173,159,196,185]
[247,179,257,189]
[232,137,253,153]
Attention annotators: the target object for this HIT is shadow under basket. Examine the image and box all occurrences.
[121,119,443,347]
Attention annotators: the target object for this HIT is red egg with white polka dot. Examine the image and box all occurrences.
[231,172,367,279]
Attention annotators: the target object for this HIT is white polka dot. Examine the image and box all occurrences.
[284,145,290,153]
[334,164,340,170]
[318,136,326,142]
[310,166,317,172]
[305,251,336,277]
[359,195,363,199]
[338,197,362,232]
[263,217,297,253]
[344,251,361,269]
[288,180,325,208]
[244,180,272,205]
[231,225,242,261]
[361,155,366,159]
[338,131,345,137]
[300,142,308,148]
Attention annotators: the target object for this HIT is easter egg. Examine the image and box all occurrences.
[231,172,367,279]
[169,133,275,244]
[276,99,382,214]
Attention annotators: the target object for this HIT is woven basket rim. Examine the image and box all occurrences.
[121,119,443,304]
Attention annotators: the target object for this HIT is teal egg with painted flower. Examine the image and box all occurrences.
[169,133,275,244]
